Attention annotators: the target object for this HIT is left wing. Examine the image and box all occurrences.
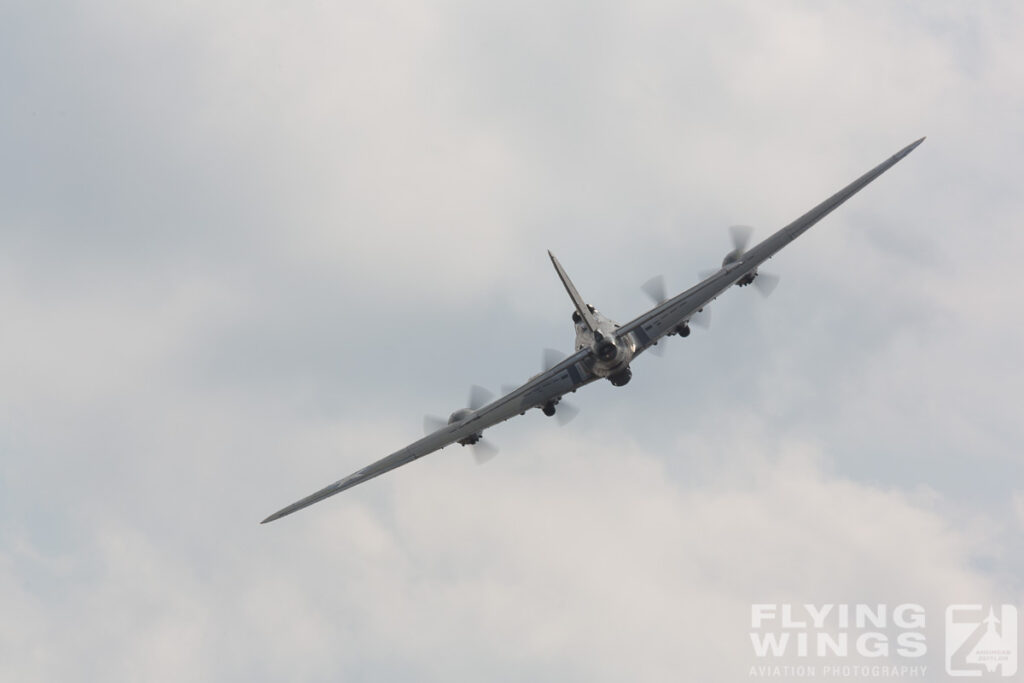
[617,137,925,355]
[261,348,595,523]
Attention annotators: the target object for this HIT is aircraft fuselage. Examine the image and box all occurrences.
[572,308,636,386]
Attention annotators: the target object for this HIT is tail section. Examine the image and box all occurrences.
[548,251,598,332]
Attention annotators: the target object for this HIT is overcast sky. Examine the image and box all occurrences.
[2,1,1022,681]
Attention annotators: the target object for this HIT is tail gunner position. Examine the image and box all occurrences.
[549,251,635,387]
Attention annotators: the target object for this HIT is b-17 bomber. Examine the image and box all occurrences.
[262,137,925,524]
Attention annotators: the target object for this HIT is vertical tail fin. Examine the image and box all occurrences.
[548,250,598,332]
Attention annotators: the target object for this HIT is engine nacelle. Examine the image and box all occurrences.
[735,270,758,287]
[608,367,632,386]
[447,408,483,445]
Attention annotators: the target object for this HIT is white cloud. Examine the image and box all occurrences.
[2,428,1000,681]
[1014,491,1024,531]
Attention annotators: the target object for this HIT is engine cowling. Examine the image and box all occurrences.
[448,409,483,446]
[735,270,758,287]
[448,408,473,425]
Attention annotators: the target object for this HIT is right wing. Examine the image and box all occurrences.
[261,348,595,523]
[617,137,926,356]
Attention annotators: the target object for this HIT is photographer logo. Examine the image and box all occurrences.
[945,605,1017,677]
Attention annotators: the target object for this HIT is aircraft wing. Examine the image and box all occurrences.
[263,137,924,524]
[617,137,925,354]
[261,348,595,523]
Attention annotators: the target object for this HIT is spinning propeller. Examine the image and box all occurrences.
[538,349,580,425]
[725,224,753,264]
[640,275,711,354]
[717,225,780,296]
[423,385,500,464]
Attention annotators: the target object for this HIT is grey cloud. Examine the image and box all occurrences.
[2,1,1023,680]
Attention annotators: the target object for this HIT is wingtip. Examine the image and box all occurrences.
[260,511,283,525]
[894,136,926,161]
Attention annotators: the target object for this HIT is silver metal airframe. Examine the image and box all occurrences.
[261,137,925,524]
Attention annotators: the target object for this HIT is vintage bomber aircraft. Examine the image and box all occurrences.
[262,137,924,524]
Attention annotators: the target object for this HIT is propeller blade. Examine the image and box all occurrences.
[423,414,447,434]
[729,224,753,253]
[647,341,665,357]
[542,348,564,371]
[753,272,780,297]
[501,384,518,396]
[468,385,494,411]
[473,439,499,465]
[555,400,580,426]
[691,307,712,329]
[641,275,667,304]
